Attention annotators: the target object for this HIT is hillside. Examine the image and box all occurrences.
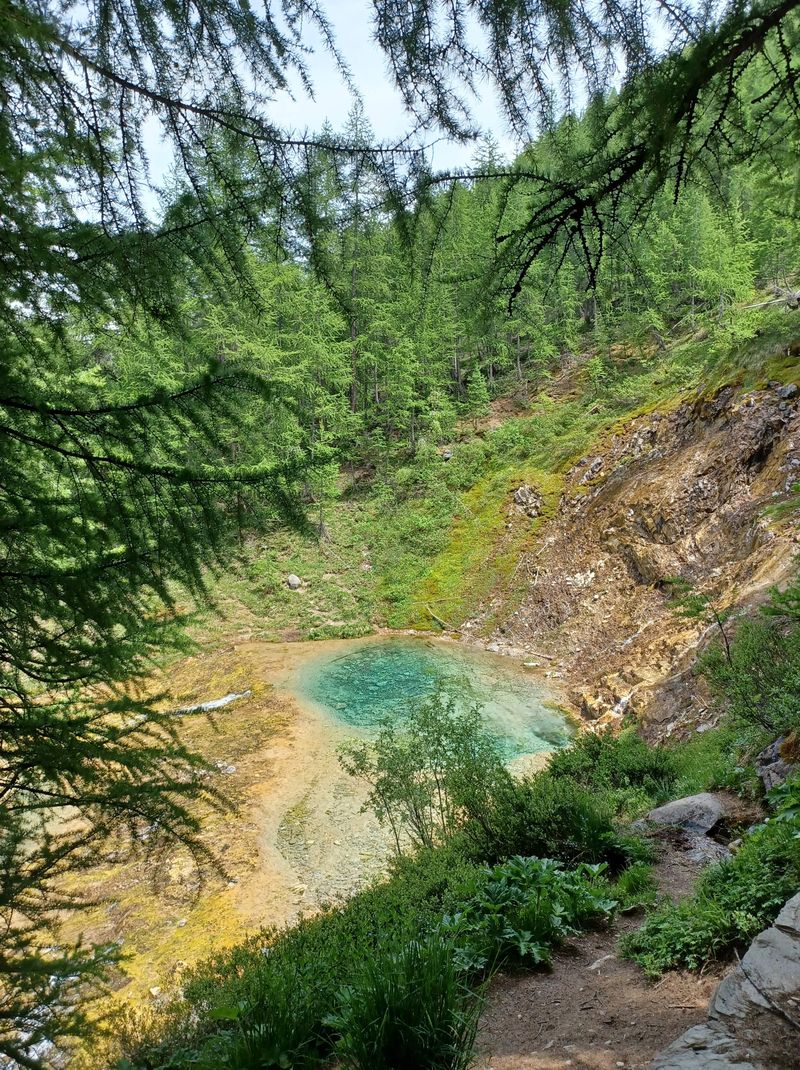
[197,306,800,745]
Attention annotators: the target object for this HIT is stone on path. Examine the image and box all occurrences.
[645,793,726,835]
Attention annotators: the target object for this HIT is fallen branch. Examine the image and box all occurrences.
[426,605,454,630]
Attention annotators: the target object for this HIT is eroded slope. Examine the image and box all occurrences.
[471,382,800,735]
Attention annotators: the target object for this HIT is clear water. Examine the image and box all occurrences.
[294,638,572,760]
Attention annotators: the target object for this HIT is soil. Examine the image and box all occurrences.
[474,839,727,1070]
[471,383,800,739]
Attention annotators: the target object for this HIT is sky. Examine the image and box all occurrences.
[144,0,519,191]
[266,0,518,170]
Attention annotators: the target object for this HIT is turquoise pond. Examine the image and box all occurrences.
[290,638,572,760]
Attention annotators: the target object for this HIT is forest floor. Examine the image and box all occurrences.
[474,835,723,1070]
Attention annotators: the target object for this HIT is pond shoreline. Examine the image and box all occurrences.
[69,631,568,1025]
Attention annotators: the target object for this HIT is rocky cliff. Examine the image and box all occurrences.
[473,381,800,736]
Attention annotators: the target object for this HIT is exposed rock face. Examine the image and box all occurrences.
[482,383,800,737]
[652,893,800,1069]
[512,483,543,518]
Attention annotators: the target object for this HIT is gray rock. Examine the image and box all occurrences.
[653,1023,759,1069]
[755,736,797,792]
[777,383,799,400]
[579,456,604,484]
[286,574,302,590]
[512,483,543,518]
[734,921,800,1022]
[652,893,800,1069]
[441,448,453,461]
[684,834,731,865]
[776,894,800,936]
[645,793,727,835]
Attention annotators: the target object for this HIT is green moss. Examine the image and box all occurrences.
[396,467,562,632]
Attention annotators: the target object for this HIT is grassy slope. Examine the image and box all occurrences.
[408,311,800,632]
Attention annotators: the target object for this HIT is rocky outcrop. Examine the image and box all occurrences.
[652,893,800,1069]
[481,382,800,737]
[511,483,543,518]
[756,734,800,792]
[645,793,726,835]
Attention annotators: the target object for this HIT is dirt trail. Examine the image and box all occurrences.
[475,843,724,1070]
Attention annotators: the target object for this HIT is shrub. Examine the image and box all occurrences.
[621,819,800,977]
[461,771,636,870]
[669,725,752,797]
[699,616,800,743]
[325,934,480,1070]
[198,962,321,1070]
[548,728,678,805]
[338,694,511,851]
[768,771,800,833]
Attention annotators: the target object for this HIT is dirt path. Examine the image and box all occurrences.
[474,843,725,1070]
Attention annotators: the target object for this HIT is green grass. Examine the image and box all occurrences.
[402,465,562,631]
[621,818,800,977]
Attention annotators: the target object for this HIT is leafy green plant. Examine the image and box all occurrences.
[444,857,617,973]
[324,934,481,1070]
[548,729,678,810]
[669,726,749,797]
[199,963,321,1070]
[612,862,658,910]
[338,694,513,851]
[699,616,800,742]
[461,771,635,870]
[768,772,800,838]
[621,820,800,976]
[116,846,480,1069]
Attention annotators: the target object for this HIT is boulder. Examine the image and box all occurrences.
[652,893,800,1069]
[645,793,727,835]
[755,736,798,792]
[286,574,303,590]
[512,483,543,518]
